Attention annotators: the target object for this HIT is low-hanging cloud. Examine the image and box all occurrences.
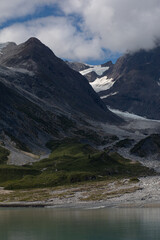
[59,0,160,52]
[0,0,160,61]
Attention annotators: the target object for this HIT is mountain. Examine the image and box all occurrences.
[99,47,160,119]
[0,38,122,152]
[67,61,113,82]
[67,61,116,93]
[69,47,160,120]
[65,61,89,72]
[130,134,160,157]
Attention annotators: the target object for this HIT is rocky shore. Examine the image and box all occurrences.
[0,176,160,208]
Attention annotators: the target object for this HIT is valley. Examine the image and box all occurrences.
[0,38,160,207]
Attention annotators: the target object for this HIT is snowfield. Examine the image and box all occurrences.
[79,63,115,93]
[98,106,160,176]
[90,76,115,92]
[80,65,109,76]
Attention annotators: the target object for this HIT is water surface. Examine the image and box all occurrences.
[0,208,160,240]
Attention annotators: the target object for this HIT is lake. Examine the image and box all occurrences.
[0,207,160,240]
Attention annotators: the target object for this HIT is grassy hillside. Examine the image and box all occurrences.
[0,139,155,190]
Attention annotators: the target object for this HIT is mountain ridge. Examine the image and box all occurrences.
[68,47,160,120]
[0,37,122,152]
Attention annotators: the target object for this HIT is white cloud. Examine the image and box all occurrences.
[0,0,55,24]
[0,0,160,61]
[59,0,160,52]
[0,17,104,61]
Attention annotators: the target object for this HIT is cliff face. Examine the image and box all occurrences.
[99,47,160,119]
[0,38,122,151]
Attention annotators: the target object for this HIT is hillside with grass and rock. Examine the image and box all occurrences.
[0,38,159,207]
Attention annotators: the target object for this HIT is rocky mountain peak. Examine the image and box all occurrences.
[0,37,122,125]
[21,37,53,56]
[0,37,59,71]
[95,46,160,119]
[25,37,42,45]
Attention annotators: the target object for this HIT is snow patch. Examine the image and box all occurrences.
[108,107,160,122]
[100,92,118,99]
[90,76,115,92]
[80,65,109,76]
[7,67,34,76]
[157,78,160,86]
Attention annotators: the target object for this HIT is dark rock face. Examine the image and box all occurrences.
[0,38,122,150]
[0,80,59,149]
[66,61,89,72]
[114,138,135,148]
[130,134,160,157]
[84,71,98,82]
[0,37,121,122]
[101,61,113,68]
[101,47,160,119]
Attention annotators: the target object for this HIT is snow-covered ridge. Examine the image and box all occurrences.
[80,65,109,76]
[90,76,115,92]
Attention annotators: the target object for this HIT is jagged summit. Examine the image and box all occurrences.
[71,45,160,120]
[22,37,53,55]
[99,46,160,119]
[25,37,42,44]
[68,45,160,120]
[0,37,58,70]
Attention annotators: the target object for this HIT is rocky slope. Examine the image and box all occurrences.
[0,38,122,152]
[68,47,160,120]
[100,47,160,120]
[130,134,160,157]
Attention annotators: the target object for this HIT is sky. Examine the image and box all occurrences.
[0,0,160,65]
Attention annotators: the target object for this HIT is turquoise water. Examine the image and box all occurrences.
[0,208,160,240]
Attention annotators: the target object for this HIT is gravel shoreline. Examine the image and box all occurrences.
[0,176,160,209]
[1,200,160,209]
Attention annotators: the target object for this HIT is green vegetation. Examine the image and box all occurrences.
[0,146,10,164]
[0,140,155,190]
[0,165,40,183]
[0,179,140,203]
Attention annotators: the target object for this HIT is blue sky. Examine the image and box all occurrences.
[0,0,159,64]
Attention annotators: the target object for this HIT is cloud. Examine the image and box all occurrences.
[59,0,160,52]
[0,17,104,61]
[0,0,55,24]
[0,0,160,61]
